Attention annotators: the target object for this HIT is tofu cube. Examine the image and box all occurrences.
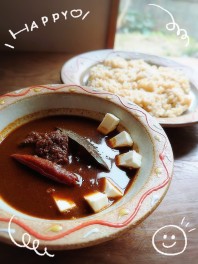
[109,131,133,148]
[97,113,120,135]
[84,192,109,213]
[117,150,142,169]
[53,196,76,213]
[104,178,123,198]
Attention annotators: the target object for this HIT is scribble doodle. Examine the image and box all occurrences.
[8,215,54,257]
[149,4,189,47]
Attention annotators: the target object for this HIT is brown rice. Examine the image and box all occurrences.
[88,57,192,118]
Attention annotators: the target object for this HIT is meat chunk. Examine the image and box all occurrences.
[22,130,69,164]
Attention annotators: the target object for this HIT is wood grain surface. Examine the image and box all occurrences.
[0,52,197,264]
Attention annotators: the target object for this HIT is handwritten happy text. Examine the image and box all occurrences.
[4,9,90,49]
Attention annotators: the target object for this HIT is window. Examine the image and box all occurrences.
[114,0,198,60]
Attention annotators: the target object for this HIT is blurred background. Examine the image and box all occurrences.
[1,0,197,59]
[1,0,198,90]
[115,0,198,58]
[0,0,118,53]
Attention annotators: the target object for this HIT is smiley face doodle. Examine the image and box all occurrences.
[152,217,196,256]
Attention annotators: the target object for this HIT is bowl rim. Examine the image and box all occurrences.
[0,84,174,250]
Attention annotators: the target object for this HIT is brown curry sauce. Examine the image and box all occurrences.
[0,116,137,220]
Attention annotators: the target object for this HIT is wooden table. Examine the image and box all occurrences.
[0,52,197,264]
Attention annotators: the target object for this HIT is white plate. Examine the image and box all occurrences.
[61,49,198,127]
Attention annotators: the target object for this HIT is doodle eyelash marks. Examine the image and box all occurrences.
[148,4,190,47]
[8,215,54,258]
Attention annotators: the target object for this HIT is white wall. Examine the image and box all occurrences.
[0,0,112,52]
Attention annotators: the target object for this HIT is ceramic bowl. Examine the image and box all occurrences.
[0,84,173,251]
